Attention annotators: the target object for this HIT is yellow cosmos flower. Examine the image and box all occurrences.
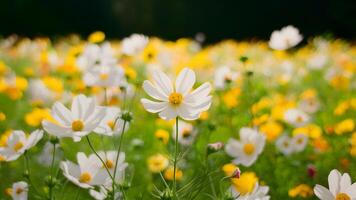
[88,31,105,43]
[25,108,53,127]
[252,97,272,114]
[42,76,63,93]
[293,124,322,139]
[223,88,241,108]
[288,184,313,198]
[335,119,354,135]
[0,112,6,121]
[164,166,183,181]
[155,129,169,144]
[222,163,239,177]
[231,172,258,195]
[259,121,283,141]
[147,154,169,173]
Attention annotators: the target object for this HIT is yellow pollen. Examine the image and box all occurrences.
[296,116,303,123]
[297,138,304,144]
[14,142,24,152]
[105,159,114,169]
[336,193,351,200]
[107,121,115,130]
[100,73,109,80]
[243,143,255,155]
[79,172,92,183]
[72,120,84,131]
[16,188,24,194]
[169,92,183,105]
[283,141,290,147]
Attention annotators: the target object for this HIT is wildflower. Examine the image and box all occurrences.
[214,66,239,90]
[269,25,302,50]
[164,166,183,181]
[276,135,294,155]
[314,169,356,200]
[37,142,61,167]
[0,129,43,161]
[94,151,128,184]
[155,129,170,144]
[42,94,106,142]
[292,134,309,152]
[229,172,270,200]
[259,121,283,141]
[225,128,266,167]
[6,181,28,200]
[222,88,240,108]
[94,107,128,136]
[83,65,126,87]
[172,120,197,146]
[121,34,149,56]
[334,119,354,135]
[147,154,169,173]
[307,164,317,178]
[289,184,313,198]
[24,108,52,127]
[222,163,239,177]
[141,68,212,120]
[284,108,310,127]
[88,31,105,43]
[207,142,224,154]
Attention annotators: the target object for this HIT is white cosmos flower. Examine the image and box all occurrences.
[314,169,356,200]
[36,142,62,167]
[94,107,128,136]
[299,98,320,114]
[27,79,55,104]
[89,186,121,200]
[308,53,328,70]
[0,129,43,161]
[42,94,106,142]
[77,42,117,71]
[60,152,107,189]
[141,67,212,120]
[231,183,270,200]
[269,25,303,50]
[83,65,126,87]
[121,34,149,56]
[9,181,28,200]
[225,128,266,167]
[284,108,310,127]
[172,120,197,146]
[292,134,308,152]
[214,66,239,90]
[275,134,294,155]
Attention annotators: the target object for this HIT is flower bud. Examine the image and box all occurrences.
[207,142,224,155]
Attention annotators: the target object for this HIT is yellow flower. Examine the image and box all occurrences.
[147,154,169,173]
[335,119,354,135]
[223,88,241,108]
[288,184,313,198]
[0,130,12,147]
[231,172,258,195]
[252,97,272,114]
[330,75,349,90]
[0,61,8,76]
[252,114,269,126]
[313,137,329,152]
[42,76,63,93]
[164,166,183,181]
[334,101,350,116]
[293,124,322,139]
[155,129,169,144]
[300,89,317,100]
[25,108,53,127]
[124,66,137,80]
[222,163,239,177]
[88,31,105,43]
[0,112,5,121]
[199,111,209,120]
[259,121,283,141]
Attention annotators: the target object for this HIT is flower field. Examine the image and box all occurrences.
[0,28,355,200]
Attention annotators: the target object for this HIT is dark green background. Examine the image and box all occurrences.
[0,0,355,42]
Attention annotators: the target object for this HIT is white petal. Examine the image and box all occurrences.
[314,185,334,200]
[52,102,73,126]
[328,169,341,196]
[225,139,242,157]
[175,68,196,95]
[142,80,167,101]
[151,69,173,96]
[185,82,211,103]
[42,120,73,138]
[340,173,352,193]
[345,183,356,197]
[158,106,177,120]
[141,99,167,113]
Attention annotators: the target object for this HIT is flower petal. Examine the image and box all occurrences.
[175,68,196,95]
[151,69,173,96]
[328,169,341,196]
[142,80,167,101]
[141,99,167,113]
[314,185,334,200]
[158,105,177,120]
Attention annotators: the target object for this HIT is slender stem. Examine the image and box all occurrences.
[24,152,41,197]
[112,119,128,200]
[86,136,114,181]
[173,117,179,195]
[49,142,56,200]
[104,87,108,106]
[205,155,217,197]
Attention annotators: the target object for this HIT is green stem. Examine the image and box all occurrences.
[205,155,217,197]
[173,117,179,196]
[24,152,41,197]
[112,119,128,200]
[49,142,56,200]
[86,136,114,181]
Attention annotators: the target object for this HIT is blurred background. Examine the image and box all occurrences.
[0,0,355,43]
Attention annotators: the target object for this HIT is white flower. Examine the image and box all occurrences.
[121,34,149,56]
[9,181,28,200]
[89,186,121,200]
[27,79,55,104]
[60,152,107,189]
[77,42,117,71]
[269,25,302,50]
[172,120,197,146]
[214,66,239,90]
[225,128,266,167]
[94,107,128,136]
[308,54,327,70]
[299,98,320,114]
[314,169,356,200]
[276,135,294,155]
[36,142,62,167]
[292,134,308,152]
[0,130,43,161]
[83,65,126,87]
[284,108,310,127]
[230,183,270,200]
[141,67,212,120]
[42,94,106,142]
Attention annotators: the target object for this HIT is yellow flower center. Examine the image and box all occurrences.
[336,193,351,200]
[169,92,183,105]
[105,160,114,169]
[107,121,115,130]
[16,188,24,194]
[296,116,303,123]
[14,142,24,152]
[182,129,191,138]
[243,143,255,155]
[0,155,5,161]
[72,120,84,132]
[100,73,109,80]
[297,138,304,144]
[79,172,92,183]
